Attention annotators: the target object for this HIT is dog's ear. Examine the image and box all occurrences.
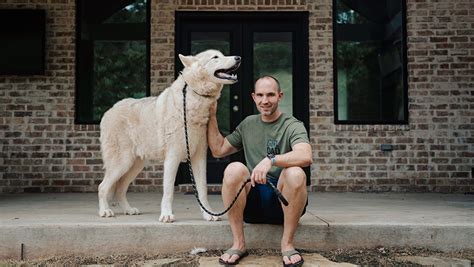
[179,54,195,68]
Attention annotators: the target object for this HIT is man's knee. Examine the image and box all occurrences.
[223,162,249,187]
[280,167,306,190]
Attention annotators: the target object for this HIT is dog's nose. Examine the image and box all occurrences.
[234,56,241,62]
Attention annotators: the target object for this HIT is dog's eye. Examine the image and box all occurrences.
[212,55,219,59]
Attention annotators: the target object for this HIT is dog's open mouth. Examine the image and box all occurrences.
[214,62,241,82]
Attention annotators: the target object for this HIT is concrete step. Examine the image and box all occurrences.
[0,192,473,260]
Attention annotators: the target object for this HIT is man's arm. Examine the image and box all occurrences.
[207,103,239,158]
[273,142,313,168]
[250,142,313,186]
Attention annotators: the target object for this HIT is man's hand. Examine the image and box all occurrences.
[250,157,272,187]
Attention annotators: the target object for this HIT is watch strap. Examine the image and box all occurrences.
[267,154,276,166]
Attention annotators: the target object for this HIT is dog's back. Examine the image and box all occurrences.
[100,96,166,169]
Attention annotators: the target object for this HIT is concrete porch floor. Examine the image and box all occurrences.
[0,192,473,260]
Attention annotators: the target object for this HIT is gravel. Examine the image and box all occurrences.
[1,247,473,266]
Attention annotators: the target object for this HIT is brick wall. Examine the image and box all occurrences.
[0,0,85,193]
[0,0,472,193]
[312,0,473,193]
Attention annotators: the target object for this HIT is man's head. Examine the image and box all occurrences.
[252,76,283,118]
[254,75,281,93]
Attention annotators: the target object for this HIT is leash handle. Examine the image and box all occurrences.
[266,179,289,206]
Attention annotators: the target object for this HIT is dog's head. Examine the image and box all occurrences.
[179,50,241,89]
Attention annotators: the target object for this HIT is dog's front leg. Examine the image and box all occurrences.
[191,145,221,221]
[159,155,180,223]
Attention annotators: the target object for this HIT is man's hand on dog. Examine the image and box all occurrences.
[250,157,272,187]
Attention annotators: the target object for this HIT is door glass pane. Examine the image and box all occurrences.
[253,32,293,115]
[191,32,231,135]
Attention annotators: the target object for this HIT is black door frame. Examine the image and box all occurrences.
[175,11,310,184]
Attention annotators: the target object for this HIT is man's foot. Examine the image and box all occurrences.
[282,249,304,267]
[218,248,248,265]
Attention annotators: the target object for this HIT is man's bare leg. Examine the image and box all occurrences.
[220,162,251,264]
[278,167,308,265]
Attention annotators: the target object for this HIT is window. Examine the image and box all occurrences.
[333,0,408,124]
[76,0,150,124]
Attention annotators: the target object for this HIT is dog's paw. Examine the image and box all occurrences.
[99,208,115,217]
[202,211,221,222]
[159,213,175,223]
[124,207,140,215]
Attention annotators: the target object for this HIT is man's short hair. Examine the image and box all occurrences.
[255,75,281,92]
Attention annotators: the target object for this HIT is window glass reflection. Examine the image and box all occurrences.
[77,0,148,123]
[254,32,293,115]
[335,0,406,123]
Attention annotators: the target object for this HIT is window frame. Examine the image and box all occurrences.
[332,0,409,125]
[75,0,151,124]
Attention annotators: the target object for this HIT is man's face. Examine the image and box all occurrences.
[251,78,283,116]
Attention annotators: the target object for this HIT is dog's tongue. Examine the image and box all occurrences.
[216,72,237,80]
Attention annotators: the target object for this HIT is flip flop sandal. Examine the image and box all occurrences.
[282,249,304,267]
[218,248,249,266]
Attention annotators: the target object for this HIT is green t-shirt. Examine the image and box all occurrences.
[226,113,309,179]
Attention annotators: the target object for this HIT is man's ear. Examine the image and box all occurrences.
[179,54,195,68]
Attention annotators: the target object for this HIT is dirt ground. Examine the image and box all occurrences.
[1,247,473,266]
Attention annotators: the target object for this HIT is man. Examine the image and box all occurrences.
[207,75,313,266]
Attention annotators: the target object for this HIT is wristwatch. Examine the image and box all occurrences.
[267,154,276,166]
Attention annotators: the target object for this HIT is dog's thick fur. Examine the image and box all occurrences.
[98,50,240,222]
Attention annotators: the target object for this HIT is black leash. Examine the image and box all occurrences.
[182,83,288,217]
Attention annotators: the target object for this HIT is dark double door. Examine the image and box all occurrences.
[175,12,309,184]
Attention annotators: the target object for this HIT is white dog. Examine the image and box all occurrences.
[98,50,241,222]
